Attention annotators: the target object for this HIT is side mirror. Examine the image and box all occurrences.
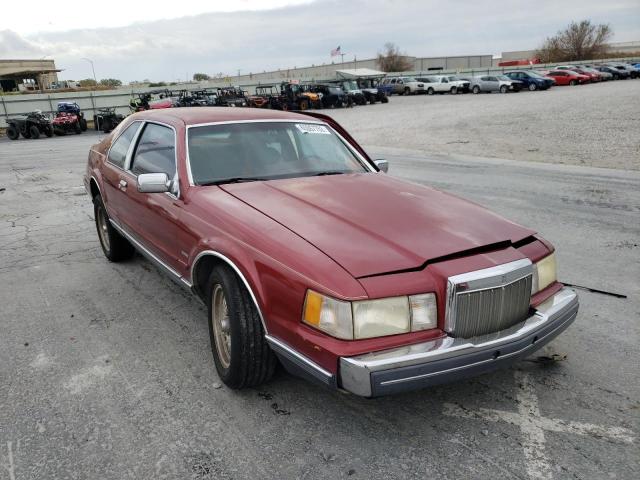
[374,159,389,173]
[138,173,171,193]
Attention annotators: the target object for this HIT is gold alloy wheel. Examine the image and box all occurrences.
[212,284,232,369]
[96,206,110,252]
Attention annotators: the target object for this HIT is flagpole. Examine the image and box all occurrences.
[340,53,345,63]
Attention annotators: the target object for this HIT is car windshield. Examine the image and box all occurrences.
[343,81,358,90]
[188,122,368,185]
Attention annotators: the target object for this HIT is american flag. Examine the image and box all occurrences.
[330,46,341,57]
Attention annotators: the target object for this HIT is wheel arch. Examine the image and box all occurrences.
[191,250,268,332]
[89,175,102,199]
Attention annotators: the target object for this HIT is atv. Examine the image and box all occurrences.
[57,102,88,131]
[356,78,389,104]
[5,111,53,140]
[280,82,322,110]
[52,112,82,135]
[94,107,125,133]
[215,87,248,107]
[248,86,284,109]
[307,84,350,109]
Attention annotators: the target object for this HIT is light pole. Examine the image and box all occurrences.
[82,58,97,85]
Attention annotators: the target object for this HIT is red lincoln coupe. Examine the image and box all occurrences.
[84,108,578,397]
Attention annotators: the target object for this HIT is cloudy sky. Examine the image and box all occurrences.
[1,0,639,82]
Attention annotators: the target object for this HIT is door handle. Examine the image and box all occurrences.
[119,179,127,191]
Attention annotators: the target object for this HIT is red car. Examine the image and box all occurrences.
[545,70,590,86]
[84,108,579,397]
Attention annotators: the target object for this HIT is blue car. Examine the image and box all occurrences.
[505,70,554,91]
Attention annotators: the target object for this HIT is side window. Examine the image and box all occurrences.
[107,122,140,169]
[130,123,176,178]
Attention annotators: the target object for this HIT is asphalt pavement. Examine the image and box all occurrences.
[0,131,638,480]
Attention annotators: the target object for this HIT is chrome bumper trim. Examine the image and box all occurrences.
[266,335,336,388]
[339,287,578,397]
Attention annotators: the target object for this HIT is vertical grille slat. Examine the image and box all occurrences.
[450,274,532,338]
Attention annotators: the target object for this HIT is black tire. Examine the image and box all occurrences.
[299,99,309,111]
[381,96,389,103]
[500,85,508,93]
[426,87,434,95]
[472,85,480,94]
[92,194,135,262]
[404,87,411,95]
[206,265,277,389]
[44,125,53,137]
[102,119,113,133]
[450,86,457,95]
[528,83,537,91]
[80,118,88,131]
[54,128,65,136]
[29,125,40,139]
[6,125,19,140]
[74,122,82,134]
[22,128,31,139]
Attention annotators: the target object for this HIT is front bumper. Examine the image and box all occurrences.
[339,287,578,397]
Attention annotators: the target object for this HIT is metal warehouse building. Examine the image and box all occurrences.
[0,59,60,92]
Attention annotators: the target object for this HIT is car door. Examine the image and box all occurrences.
[439,77,449,92]
[486,76,500,91]
[100,121,143,222]
[121,121,184,272]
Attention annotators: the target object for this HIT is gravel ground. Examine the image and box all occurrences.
[326,79,640,170]
[0,123,638,478]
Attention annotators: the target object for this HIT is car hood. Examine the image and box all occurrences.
[221,174,535,278]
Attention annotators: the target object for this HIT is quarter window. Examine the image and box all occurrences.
[107,122,140,169]
[130,123,176,178]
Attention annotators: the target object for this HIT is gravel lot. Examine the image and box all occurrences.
[0,91,639,480]
[327,79,640,170]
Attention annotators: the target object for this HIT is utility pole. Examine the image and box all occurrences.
[82,58,97,85]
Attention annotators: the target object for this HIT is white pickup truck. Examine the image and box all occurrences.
[416,75,467,95]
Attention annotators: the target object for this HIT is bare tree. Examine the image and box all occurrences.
[536,20,612,63]
[376,43,414,72]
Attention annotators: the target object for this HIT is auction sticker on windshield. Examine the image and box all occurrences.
[296,124,331,135]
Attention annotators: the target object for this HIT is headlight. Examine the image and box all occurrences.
[302,291,437,340]
[532,253,557,294]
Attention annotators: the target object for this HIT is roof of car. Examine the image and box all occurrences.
[129,107,316,127]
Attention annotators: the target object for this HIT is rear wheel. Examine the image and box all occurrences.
[528,83,537,91]
[74,122,82,134]
[299,99,309,111]
[44,125,53,137]
[569,80,578,86]
[450,86,458,95]
[427,87,434,95]
[500,85,508,93]
[93,194,135,262]
[472,85,480,94]
[29,125,40,139]
[404,87,411,95]
[6,125,19,140]
[206,265,277,389]
[80,118,88,131]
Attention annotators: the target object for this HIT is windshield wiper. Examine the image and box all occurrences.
[311,171,346,176]
[200,177,269,186]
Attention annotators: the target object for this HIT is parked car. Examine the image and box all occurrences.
[356,78,389,103]
[556,66,601,82]
[84,107,578,398]
[544,70,590,86]
[575,65,612,81]
[593,65,629,80]
[380,76,424,95]
[415,76,460,95]
[5,111,53,140]
[443,75,471,93]
[464,75,516,93]
[505,70,555,90]
[605,63,639,79]
[94,107,125,133]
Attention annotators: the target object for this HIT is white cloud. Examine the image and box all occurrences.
[2,0,638,82]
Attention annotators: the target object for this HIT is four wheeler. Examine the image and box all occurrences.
[57,102,87,131]
[52,112,82,135]
[247,86,274,108]
[93,107,125,133]
[215,87,248,107]
[356,78,389,103]
[280,82,321,110]
[308,84,350,108]
[6,111,53,140]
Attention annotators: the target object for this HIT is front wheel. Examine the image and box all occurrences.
[44,125,53,137]
[80,118,88,131]
[29,125,40,139]
[528,83,537,91]
[569,80,577,86]
[427,87,434,95]
[74,122,82,134]
[500,85,508,93]
[6,125,19,140]
[450,86,457,95]
[206,265,277,389]
[93,195,135,262]
[472,85,480,94]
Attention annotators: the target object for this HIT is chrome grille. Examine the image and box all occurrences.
[445,259,533,339]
